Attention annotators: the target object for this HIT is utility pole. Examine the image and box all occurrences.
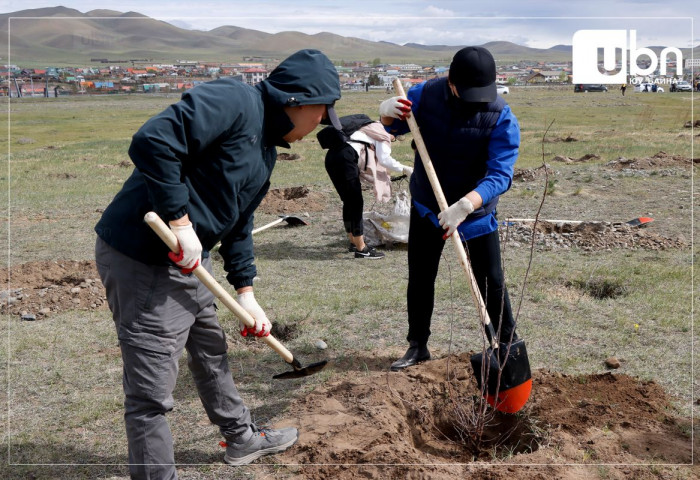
[12,76,21,97]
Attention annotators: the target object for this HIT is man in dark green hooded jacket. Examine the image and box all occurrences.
[95,49,341,478]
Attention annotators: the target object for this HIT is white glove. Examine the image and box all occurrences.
[379,96,412,120]
[236,290,271,337]
[437,197,474,238]
[402,165,414,176]
[168,222,202,272]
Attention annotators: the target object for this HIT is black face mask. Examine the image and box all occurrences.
[448,92,486,117]
[447,89,464,106]
[265,105,295,148]
[317,126,349,150]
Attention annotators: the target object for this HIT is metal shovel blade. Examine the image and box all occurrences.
[272,359,328,380]
[281,215,308,227]
[470,339,532,413]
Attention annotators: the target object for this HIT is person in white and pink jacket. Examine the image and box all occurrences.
[318,114,413,259]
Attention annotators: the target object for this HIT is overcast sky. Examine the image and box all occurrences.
[4,1,698,49]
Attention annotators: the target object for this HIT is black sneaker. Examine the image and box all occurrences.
[354,246,385,259]
[223,425,298,466]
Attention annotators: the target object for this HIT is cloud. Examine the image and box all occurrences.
[166,19,196,30]
[423,6,455,17]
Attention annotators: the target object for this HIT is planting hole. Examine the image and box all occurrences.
[569,278,628,299]
[270,323,298,341]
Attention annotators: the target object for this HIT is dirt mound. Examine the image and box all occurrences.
[543,135,578,143]
[513,165,554,182]
[502,220,687,251]
[552,153,600,164]
[277,153,301,161]
[606,151,692,170]
[278,353,694,479]
[97,160,132,169]
[0,260,106,319]
[258,186,327,214]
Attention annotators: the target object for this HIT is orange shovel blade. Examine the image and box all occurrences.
[485,378,533,413]
[471,338,532,414]
[626,217,654,227]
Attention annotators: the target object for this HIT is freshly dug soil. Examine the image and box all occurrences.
[605,151,695,170]
[502,220,687,251]
[258,186,327,214]
[277,353,696,479]
[1,260,106,318]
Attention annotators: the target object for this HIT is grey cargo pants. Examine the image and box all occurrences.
[96,238,253,480]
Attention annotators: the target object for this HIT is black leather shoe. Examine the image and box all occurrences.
[390,343,430,371]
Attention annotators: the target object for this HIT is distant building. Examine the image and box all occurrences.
[538,71,568,82]
[524,72,546,84]
[241,68,268,85]
[685,58,700,70]
[142,83,170,92]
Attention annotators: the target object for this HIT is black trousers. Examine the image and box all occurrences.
[325,145,363,236]
[406,206,515,345]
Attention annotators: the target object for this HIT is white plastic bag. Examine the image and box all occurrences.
[363,190,411,246]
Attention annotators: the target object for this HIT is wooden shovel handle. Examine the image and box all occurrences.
[392,78,497,348]
[252,217,286,235]
[143,212,294,364]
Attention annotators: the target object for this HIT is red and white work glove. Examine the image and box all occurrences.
[379,96,412,120]
[437,197,474,239]
[236,290,271,338]
[168,221,202,274]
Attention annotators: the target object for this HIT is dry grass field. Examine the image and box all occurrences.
[0,86,697,479]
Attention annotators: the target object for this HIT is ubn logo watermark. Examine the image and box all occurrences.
[572,30,682,84]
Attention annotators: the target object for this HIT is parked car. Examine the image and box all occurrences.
[574,84,608,92]
[634,83,664,93]
[673,81,692,92]
[497,85,509,95]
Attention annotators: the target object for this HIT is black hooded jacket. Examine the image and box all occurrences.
[95,49,341,288]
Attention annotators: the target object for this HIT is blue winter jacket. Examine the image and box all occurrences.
[95,49,341,288]
[386,77,519,240]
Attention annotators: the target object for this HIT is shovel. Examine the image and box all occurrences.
[212,214,308,251]
[625,217,654,227]
[252,214,308,235]
[144,212,327,380]
[506,217,653,227]
[393,79,532,413]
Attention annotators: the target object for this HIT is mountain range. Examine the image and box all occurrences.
[1,7,696,67]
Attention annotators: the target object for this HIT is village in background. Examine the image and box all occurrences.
[2,52,697,98]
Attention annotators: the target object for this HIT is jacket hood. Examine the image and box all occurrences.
[258,49,341,107]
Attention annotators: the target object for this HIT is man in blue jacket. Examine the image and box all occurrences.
[379,46,521,371]
[95,49,341,478]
